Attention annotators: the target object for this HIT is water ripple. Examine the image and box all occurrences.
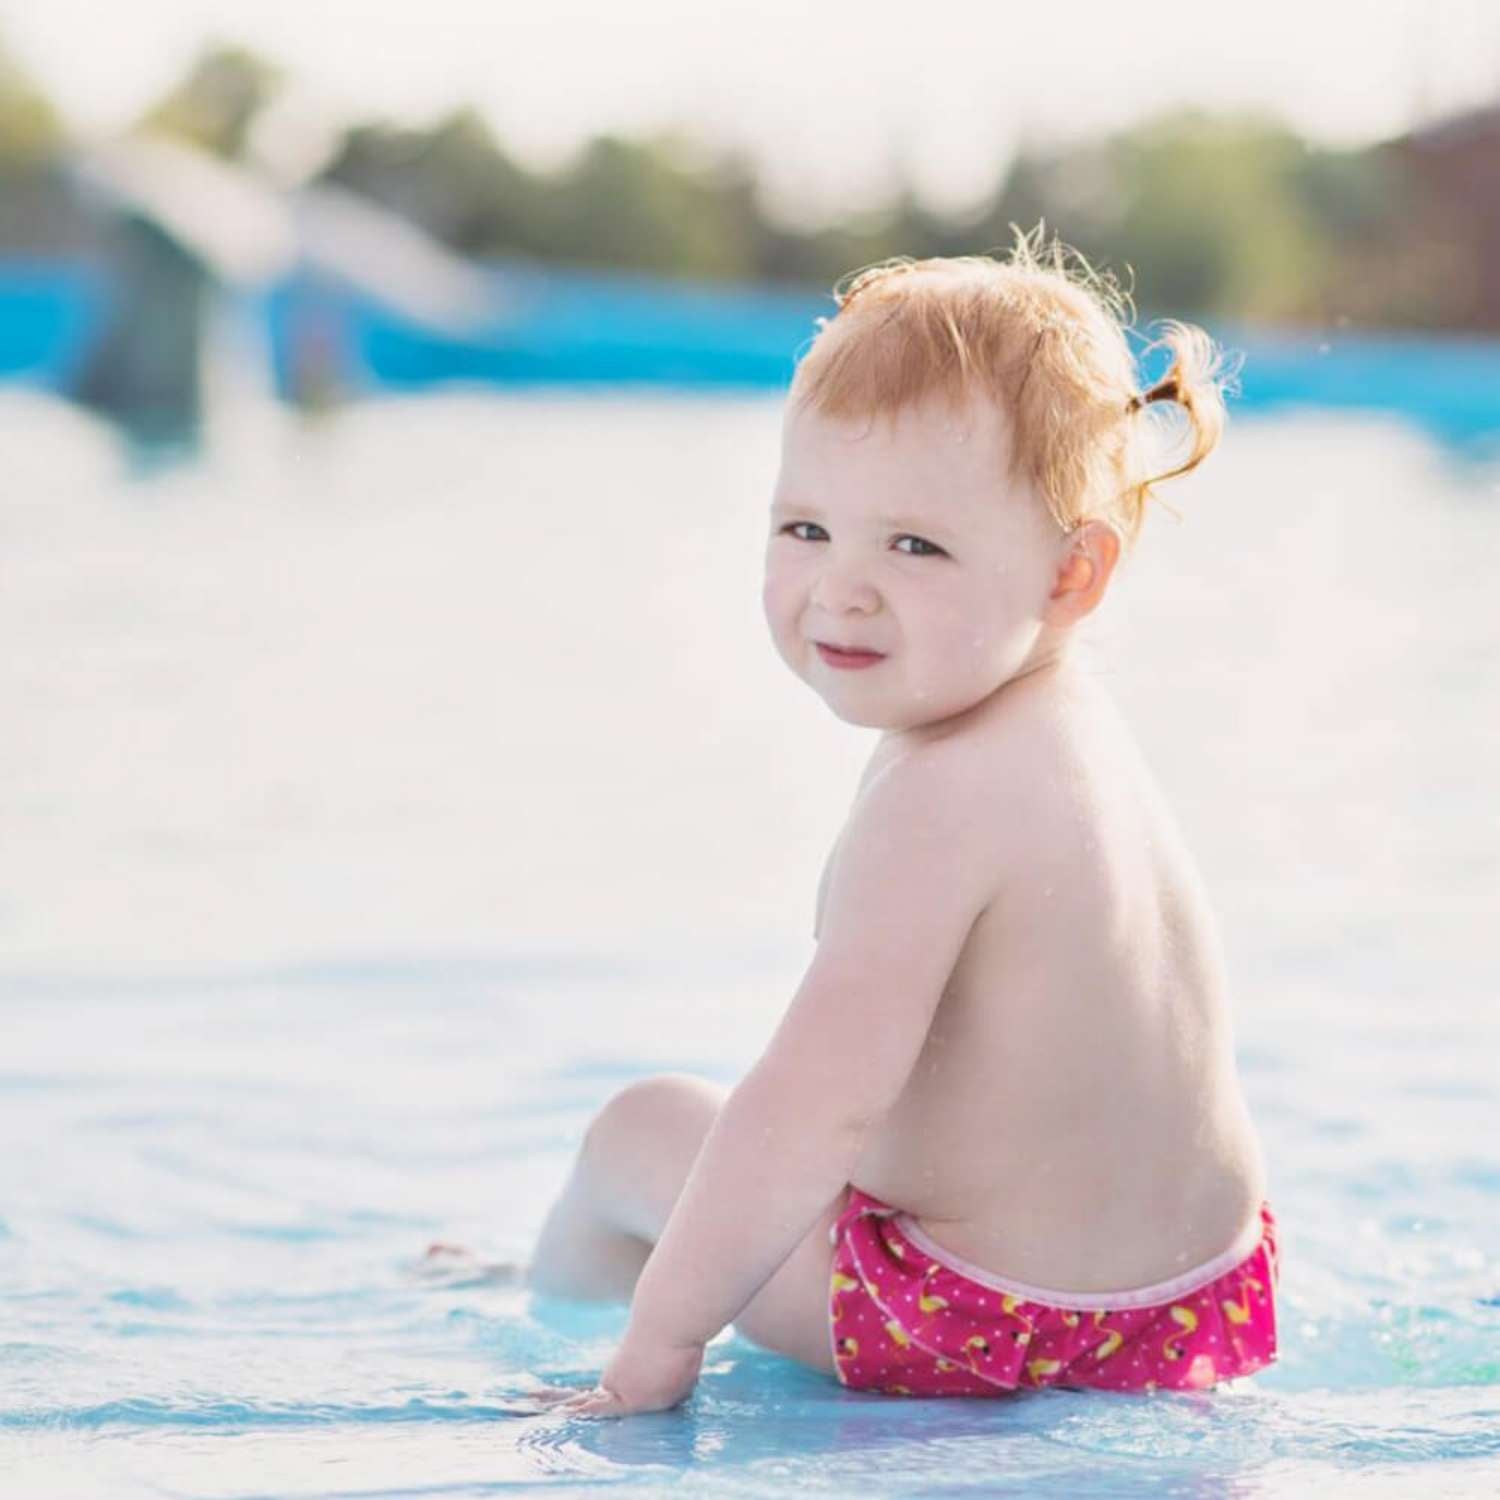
[0,1394,562,1432]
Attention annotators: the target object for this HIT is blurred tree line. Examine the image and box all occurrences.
[0,35,1492,330]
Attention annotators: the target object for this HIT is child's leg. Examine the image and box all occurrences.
[524,1161,651,1300]
[527,1073,728,1301]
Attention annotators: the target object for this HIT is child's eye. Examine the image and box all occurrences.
[894,535,946,557]
[776,523,945,557]
[778,522,827,542]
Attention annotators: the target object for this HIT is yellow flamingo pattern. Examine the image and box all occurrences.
[1160,1304,1198,1361]
[1091,1310,1125,1360]
[1221,1273,1265,1325]
[918,1263,949,1316]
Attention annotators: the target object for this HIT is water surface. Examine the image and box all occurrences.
[1,390,1497,1496]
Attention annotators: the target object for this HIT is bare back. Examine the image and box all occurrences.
[815,664,1268,1293]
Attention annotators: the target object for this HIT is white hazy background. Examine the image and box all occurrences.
[2,0,1500,224]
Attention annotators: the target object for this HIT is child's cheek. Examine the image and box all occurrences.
[761,548,801,607]
[770,591,820,684]
[760,571,799,651]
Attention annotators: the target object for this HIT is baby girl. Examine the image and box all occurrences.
[524,227,1278,1416]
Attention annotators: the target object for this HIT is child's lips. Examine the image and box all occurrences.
[815,642,886,669]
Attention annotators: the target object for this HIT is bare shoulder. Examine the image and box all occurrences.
[837,720,1036,902]
[846,736,989,851]
[812,738,1001,980]
[812,668,1109,941]
[955,672,1149,893]
[878,677,1081,835]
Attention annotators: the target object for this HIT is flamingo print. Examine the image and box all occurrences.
[1001,1293,1034,1346]
[917,1263,949,1316]
[1161,1304,1198,1361]
[1091,1309,1125,1360]
[1221,1273,1265,1325]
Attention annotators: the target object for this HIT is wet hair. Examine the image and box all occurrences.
[788,223,1241,552]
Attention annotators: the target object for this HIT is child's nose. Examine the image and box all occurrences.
[812,558,879,613]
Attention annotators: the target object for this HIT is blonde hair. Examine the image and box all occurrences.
[788,223,1241,552]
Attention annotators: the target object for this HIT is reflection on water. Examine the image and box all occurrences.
[0,389,1496,1497]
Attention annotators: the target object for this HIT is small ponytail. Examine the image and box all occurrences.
[1119,320,1240,536]
[1124,373,1180,414]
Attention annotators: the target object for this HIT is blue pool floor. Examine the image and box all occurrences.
[2,949,1498,1499]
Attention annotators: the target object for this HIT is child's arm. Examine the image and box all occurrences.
[593,744,998,1409]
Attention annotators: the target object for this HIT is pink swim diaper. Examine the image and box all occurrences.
[828,1188,1279,1397]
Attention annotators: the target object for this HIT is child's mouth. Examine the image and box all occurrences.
[815,643,886,670]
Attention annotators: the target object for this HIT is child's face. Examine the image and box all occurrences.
[763,392,1073,733]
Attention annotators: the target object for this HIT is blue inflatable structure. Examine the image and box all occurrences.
[3,256,1499,454]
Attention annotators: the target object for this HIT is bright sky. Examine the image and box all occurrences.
[4,0,1500,226]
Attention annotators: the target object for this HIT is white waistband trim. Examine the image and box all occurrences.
[889,1209,1266,1311]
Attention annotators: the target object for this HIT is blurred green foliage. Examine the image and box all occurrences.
[0,38,63,167]
[0,38,84,252]
[136,45,283,160]
[1,36,1492,330]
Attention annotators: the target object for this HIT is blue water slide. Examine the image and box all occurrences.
[4,256,1500,451]
[0,259,111,389]
[260,259,824,395]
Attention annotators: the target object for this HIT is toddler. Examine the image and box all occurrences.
[527,226,1278,1417]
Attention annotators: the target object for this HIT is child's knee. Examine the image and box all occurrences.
[578,1074,728,1235]
[585,1072,724,1161]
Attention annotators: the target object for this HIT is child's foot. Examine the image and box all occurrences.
[414,1241,528,1287]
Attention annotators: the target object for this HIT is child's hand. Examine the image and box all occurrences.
[540,1334,706,1419]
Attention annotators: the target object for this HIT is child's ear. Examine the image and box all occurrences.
[1044,521,1120,623]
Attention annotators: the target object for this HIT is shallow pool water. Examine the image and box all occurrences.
[1,391,1497,1496]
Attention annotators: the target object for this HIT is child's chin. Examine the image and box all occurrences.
[820,697,907,730]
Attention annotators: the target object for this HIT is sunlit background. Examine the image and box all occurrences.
[2,4,1498,1496]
